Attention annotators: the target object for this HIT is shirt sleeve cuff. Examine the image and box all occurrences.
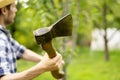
[17,45,26,60]
[0,68,11,76]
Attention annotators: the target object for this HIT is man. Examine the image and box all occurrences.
[0,0,64,80]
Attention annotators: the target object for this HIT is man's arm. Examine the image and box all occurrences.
[0,63,45,80]
[0,53,63,80]
[22,49,43,62]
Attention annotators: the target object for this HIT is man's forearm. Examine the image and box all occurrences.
[22,49,43,62]
[0,63,45,80]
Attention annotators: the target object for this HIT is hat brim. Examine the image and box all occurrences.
[0,0,15,8]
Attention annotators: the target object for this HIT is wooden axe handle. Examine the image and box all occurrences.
[41,41,64,79]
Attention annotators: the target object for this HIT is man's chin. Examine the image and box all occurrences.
[10,19,15,24]
[11,20,14,24]
[6,21,14,26]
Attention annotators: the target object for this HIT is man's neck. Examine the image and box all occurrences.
[0,16,6,28]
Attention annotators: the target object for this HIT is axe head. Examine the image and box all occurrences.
[33,14,73,44]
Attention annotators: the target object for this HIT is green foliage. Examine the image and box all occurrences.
[90,0,120,29]
[9,0,120,50]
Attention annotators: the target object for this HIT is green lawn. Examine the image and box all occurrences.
[17,49,120,80]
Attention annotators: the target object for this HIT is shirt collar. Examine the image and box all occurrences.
[0,25,5,29]
[0,25,10,36]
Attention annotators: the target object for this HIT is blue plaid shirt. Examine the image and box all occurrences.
[0,25,26,76]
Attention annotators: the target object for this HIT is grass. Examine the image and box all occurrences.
[17,49,120,80]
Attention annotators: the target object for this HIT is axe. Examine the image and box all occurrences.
[33,14,73,79]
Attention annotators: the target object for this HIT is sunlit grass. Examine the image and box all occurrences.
[17,49,120,80]
[67,50,120,80]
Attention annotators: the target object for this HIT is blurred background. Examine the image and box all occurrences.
[8,0,120,80]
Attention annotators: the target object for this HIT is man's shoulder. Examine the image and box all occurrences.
[0,30,8,40]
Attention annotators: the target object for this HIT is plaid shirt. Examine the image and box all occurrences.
[0,25,26,76]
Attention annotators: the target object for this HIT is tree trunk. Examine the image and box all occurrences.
[60,0,70,80]
[103,2,109,61]
[62,66,67,80]
[104,29,109,61]
[72,0,80,49]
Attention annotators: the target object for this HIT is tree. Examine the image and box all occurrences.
[91,0,120,61]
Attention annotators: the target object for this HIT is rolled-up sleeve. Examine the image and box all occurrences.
[11,39,26,60]
[16,45,26,59]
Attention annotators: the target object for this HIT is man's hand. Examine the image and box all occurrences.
[38,52,64,72]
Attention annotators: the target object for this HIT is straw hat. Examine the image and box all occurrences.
[0,0,15,8]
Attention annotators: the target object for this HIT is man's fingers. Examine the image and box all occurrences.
[62,60,65,65]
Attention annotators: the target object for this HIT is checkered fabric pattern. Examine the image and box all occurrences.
[0,25,26,76]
